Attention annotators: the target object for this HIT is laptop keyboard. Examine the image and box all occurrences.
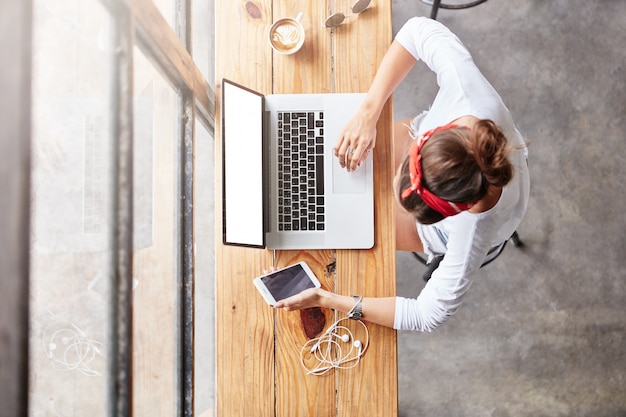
[277,111,326,231]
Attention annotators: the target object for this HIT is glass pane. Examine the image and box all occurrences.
[192,0,214,86]
[154,0,175,31]
[132,45,182,416]
[29,0,113,415]
[194,119,216,416]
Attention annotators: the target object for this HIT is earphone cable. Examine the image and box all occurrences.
[300,316,369,375]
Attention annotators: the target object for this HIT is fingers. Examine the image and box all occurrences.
[334,127,359,169]
[333,125,376,171]
[334,139,352,169]
[348,146,372,172]
[345,146,359,171]
[273,294,298,311]
[274,287,321,311]
[334,142,372,172]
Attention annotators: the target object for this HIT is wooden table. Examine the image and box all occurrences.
[214,1,397,415]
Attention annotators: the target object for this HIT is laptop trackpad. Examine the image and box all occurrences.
[332,155,366,194]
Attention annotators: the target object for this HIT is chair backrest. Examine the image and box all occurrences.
[422,0,489,20]
[412,231,523,282]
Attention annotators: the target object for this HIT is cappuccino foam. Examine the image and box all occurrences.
[271,21,302,52]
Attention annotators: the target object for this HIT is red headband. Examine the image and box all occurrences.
[401,124,475,218]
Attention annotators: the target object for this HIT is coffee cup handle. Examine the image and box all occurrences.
[295,12,303,23]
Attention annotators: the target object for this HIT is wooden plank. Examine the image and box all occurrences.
[273,251,336,416]
[214,246,274,416]
[214,1,275,417]
[333,1,398,416]
[271,1,333,94]
[271,2,338,417]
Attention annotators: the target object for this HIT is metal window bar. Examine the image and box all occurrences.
[178,2,196,415]
[181,92,196,417]
[110,8,134,417]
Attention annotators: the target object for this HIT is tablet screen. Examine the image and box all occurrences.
[260,263,317,302]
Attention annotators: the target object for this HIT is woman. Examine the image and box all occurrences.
[274,17,530,332]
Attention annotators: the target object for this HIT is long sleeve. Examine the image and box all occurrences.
[395,17,515,135]
[394,212,496,332]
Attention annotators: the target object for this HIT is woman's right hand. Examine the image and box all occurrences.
[333,111,378,172]
[333,41,418,172]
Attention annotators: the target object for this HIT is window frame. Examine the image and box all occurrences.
[99,0,213,416]
[2,0,214,415]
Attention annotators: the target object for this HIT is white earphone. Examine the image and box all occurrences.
[301,316,369,375]
[310,329,351,353]
[333,332,350,343]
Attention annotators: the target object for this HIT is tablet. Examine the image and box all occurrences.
[253,262,321,306]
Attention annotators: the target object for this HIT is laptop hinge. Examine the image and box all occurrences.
[263,109,271,234]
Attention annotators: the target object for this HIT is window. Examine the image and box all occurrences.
[22,0,215,415]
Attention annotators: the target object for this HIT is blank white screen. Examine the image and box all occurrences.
[223,81,264,247]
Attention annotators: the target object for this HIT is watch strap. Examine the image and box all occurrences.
[348,295,363,320]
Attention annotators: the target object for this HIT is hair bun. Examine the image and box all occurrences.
[470,120,513,187]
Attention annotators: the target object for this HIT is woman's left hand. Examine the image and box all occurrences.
[274,287,325,311]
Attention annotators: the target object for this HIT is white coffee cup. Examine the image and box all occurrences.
[268,12,305,55]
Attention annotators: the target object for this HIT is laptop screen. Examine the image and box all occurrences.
[222,80,265,247]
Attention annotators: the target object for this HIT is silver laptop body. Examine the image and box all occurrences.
[222,79,374,250]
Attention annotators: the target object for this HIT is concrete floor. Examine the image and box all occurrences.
[391,1,626,416]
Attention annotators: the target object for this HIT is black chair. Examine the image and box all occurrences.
[412,231,523,282]
[421,0,489,20]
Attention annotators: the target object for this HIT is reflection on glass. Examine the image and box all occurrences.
[132,46,182,416]
[192,0,214,85]
[30,0,113,415]
[194,119,216,416]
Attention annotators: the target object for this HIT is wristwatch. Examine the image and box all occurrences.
[348,295,363,320]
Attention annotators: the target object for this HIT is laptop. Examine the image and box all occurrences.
[221,78,374,250]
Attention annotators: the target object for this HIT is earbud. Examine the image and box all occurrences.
[333,333,350,343]
[310,332,351,353]
[353,340,362,355]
